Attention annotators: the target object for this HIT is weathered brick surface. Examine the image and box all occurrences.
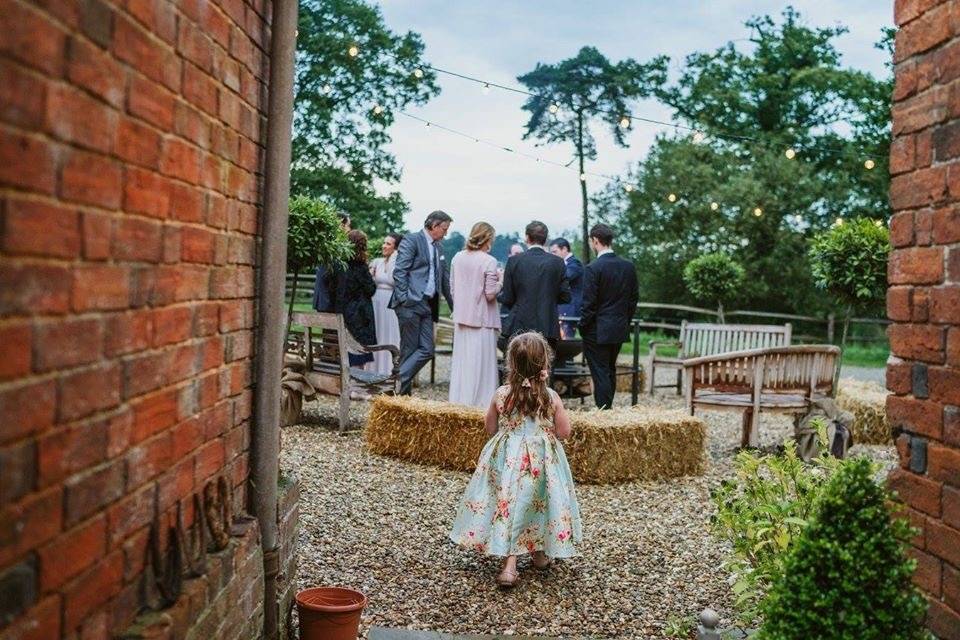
[890,4,960,637]
[0,0,274,635]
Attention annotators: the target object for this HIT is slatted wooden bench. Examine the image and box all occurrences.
[682,345,841,448]
[648,321,792,394]
[428,317,455,385]
[289,311,400,433]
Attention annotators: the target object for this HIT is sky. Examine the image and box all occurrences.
[375,1,893,238]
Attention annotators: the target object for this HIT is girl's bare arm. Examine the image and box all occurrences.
[484,395,499,436]
[552,394,571,440]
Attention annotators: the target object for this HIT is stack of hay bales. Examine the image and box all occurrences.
[365,395,706,484]
[835,378,891,445]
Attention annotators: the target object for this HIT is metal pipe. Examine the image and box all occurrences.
[252,0,298,637]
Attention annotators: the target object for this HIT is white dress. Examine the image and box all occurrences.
[448,250,501,408]
[368,255,400,376]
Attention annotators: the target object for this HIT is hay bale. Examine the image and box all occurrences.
[365,395,706,484]
[836,378,891,445]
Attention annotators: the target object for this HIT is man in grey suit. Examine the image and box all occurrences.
[390,210,454,394]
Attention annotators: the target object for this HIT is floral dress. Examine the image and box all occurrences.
[449,386,582,557]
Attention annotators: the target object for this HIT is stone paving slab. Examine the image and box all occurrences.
[369,627,553,640]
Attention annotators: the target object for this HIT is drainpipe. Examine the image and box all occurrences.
[253,0,298,638]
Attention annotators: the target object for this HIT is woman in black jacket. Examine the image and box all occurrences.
[327,229,377,367]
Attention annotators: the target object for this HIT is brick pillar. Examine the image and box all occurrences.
[888,1,960,638]
[0,0,285,637]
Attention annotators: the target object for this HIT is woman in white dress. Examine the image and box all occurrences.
[449,222,501,407]
[368,233,403,376]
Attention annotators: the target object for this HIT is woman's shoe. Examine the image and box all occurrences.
[532,551,552,571]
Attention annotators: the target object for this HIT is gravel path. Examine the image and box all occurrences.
[280,357,896,639]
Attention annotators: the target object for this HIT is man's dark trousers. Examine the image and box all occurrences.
[583,340,620,409]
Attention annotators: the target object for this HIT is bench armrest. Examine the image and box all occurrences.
[648,340,681,358]
[362,343,400,358]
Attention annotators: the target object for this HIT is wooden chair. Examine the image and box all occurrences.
[290,312,400,433]
[429,317,455,384]
[682,345,841,448]
[648,321,792,394]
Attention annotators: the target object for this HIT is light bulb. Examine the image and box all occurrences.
[692,131,705,144]
[348,44,359,57]
[373,104,383,115]
[413,68,424,79]
[668,193,677,203]
[864,159,876,170]
[835,217,844,226]
[874,219,883,227]
[548,103,559,114]
[579,173,587,181]
[619,116,630,129]
[482,83,491,95]
[321,84,332,94]
[785,148,796,159]
[753,207,763,217]
[710,202,719,211]
[624,184,634,193]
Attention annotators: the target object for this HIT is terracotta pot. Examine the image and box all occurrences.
[296,586,367,640]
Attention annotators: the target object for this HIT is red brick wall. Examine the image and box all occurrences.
[888,1,960,638]
[0,0,270,636]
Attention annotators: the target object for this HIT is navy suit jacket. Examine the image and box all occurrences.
[579,252,639,345]
[557,255,584,319]
[497,247,571,340]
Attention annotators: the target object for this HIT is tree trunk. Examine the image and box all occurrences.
[577,110,590,264]
[284,270,299,343]
[717,301,725,324]
[840,303,852,351]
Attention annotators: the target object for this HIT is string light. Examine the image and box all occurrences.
[785,148,796,159]
[321,84,332,94]
[668,193,677,203]
[579,173,587,181]
[835,217,844,226]
[624,184,634,193]
[710,202,719,211]
[373,104,383,115]
[692,131,705,144]
[753,207,763,217]
[619,116,630,129]
[481,83,491,95]
[348,44,359,57]
[874,219,883,227]
[548,103,559,114]
[413,68,424,79]
[864,159,876,170]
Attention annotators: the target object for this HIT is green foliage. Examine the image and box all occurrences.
[710,424,841,625]
[809,217,890,310]
[683,253,745,319]
[293,0,439,236]
[517,46,667,261]
[663,614,695,638]
[287,196,352,275]
[599,8,892,314]
[758,457,927,640]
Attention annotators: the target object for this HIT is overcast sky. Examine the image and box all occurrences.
[375,1,893,238]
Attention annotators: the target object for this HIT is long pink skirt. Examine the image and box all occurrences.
[448,324,499,409]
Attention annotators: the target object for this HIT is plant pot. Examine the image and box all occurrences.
[296,586,367,640]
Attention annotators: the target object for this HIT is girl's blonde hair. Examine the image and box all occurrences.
[503,332,554,420]
[466,221,495,251]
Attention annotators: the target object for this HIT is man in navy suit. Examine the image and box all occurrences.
[579,224,639,409]
[549,238,583,339]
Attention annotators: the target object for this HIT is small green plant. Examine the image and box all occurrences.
[808,217,889,348]
[683,253,745,322]
[710,421,840,625]
[663,614,695,638]
[286,195,353,336]
[758,457,927,640]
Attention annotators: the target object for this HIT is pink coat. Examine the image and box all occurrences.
[450,249,501,329]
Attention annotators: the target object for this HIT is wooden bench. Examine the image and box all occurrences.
[429,317,455,384]
[290,311,400,433]
[648,321,792,394]
[682,345,840,448]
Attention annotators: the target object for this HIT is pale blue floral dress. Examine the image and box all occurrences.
[449,386,582,557]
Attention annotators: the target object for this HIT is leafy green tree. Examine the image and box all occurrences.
[517,47,667,262]
[758,457,927,640]
[809,217,890,347]
[286,196,352,336]
[598,9,892,314]
[683,253,745,322]
[293,0,439,236]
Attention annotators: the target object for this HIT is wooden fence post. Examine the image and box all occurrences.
[826,313,835,344]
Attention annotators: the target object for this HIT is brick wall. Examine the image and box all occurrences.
[0,0,274,636]
[888,1,960,638]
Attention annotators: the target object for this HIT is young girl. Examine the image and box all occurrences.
[449,332,582,587]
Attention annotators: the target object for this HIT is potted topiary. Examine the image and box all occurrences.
[757,457,927,640]
[683,253,745,323]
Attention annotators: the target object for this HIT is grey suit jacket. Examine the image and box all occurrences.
[389,230,452,313]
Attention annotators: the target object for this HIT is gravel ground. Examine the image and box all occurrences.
[280,357,896,639]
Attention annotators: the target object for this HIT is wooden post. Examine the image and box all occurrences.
[631,319,640,405]
[826,312,835,344]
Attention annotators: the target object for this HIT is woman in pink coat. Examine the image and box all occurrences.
[448,222,502,407]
